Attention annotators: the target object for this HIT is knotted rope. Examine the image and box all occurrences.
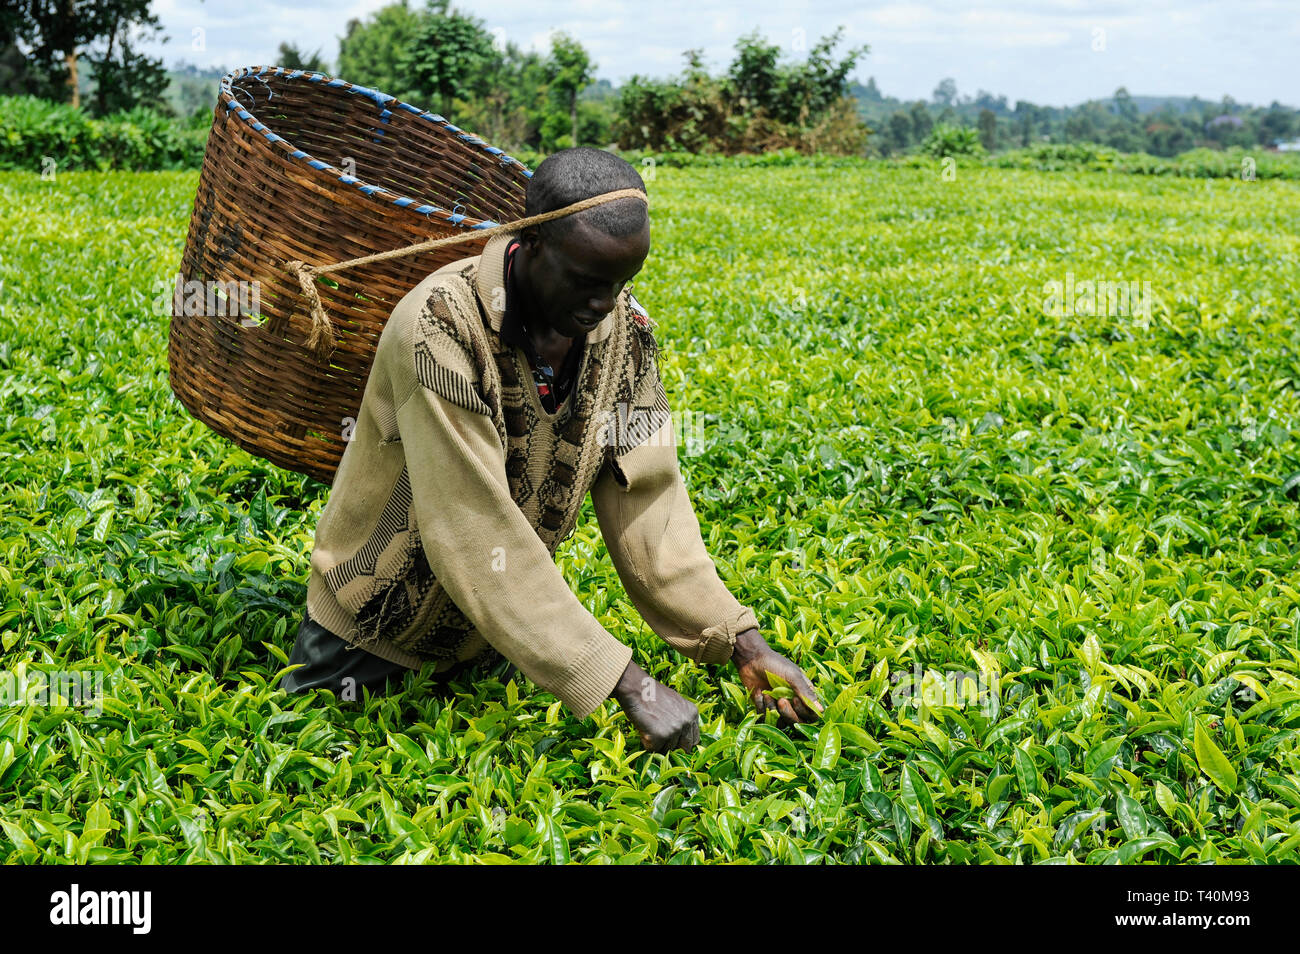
[285,187,649,359]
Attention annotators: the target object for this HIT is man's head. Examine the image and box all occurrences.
[513,147,650,339]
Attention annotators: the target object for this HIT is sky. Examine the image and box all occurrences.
[140,0,1299,108]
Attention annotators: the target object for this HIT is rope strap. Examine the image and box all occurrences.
[285,187,649,359]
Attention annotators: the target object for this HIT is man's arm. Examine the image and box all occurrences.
[591,419,823,725]
[590,415,758,662]
[393,340,632,720]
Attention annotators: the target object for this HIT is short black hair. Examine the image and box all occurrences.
[523,147,648,243]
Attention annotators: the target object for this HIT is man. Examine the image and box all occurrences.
[283,147,823,752]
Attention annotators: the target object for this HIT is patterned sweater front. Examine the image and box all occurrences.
[304,229,759,717]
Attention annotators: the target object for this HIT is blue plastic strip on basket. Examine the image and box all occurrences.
[217,65,534,224]
[364,90,394,105]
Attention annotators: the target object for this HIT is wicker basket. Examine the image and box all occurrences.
[167,65,533,485]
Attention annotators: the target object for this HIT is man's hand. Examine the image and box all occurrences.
[731,627,824,727]
[611,658,700,753]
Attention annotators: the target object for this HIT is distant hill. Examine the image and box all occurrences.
[847,80,1294,117]
[165,62,233,118]
[1131,95,1202,114]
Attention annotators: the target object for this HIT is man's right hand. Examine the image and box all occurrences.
[611,658,700,753]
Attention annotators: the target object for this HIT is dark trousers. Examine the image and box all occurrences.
[281,608,517,696]
[281,607,413,696]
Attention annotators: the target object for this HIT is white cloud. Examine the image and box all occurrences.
[863,5,943,29]
[994,31,1073,47]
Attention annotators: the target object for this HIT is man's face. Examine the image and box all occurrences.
[516,211,650,339]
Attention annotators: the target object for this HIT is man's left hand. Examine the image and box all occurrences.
[730,627,824,727]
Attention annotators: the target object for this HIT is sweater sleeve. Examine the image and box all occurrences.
[393,329,633,720]
[589,376,759,666]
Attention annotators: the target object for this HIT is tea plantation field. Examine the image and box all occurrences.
[1,162,1299,863]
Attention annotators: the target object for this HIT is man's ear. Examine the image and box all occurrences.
[519,225,542,252]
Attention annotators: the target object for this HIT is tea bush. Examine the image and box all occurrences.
[921,123,986,159]
[1,163,1298,863]
[991,141,1300,180]
[0,96,210,173]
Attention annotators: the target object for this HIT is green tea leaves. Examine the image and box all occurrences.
[1192,719,1237,794]
[812,723,841,771]
[2,162,1296,863]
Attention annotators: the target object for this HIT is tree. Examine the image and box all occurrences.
[337,0,425,103]
[544,31,593,148]
[977,108,997,152]
[0,6,34,96]
[909,100,932,142]
[1094,87,1142,152]
[614,49,730,154]
[613,31,867,156]
[1145,118,1194,156]
[5,0,170,114]
[681,47,711,88]
[278,41,329,74]
[1259,105,1296,145]
[6,1,121,107]
[400,0,499,119]
[772,26,867,126]
[1112,86,1138,122]
[454,38,549,151]
[1064,110,1096,142]
[335,0,554,148]
[727,29,781,111]
[84,1,170,116]
[1013,100,1039,146]
[718,27,867,128]
[932,77,957,107]
[885,110,912,154]
[974,89,1008,114]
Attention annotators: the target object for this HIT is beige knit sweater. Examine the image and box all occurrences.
[304,230,759,717]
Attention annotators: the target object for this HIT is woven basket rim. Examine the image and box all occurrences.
[219,64,534,232]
